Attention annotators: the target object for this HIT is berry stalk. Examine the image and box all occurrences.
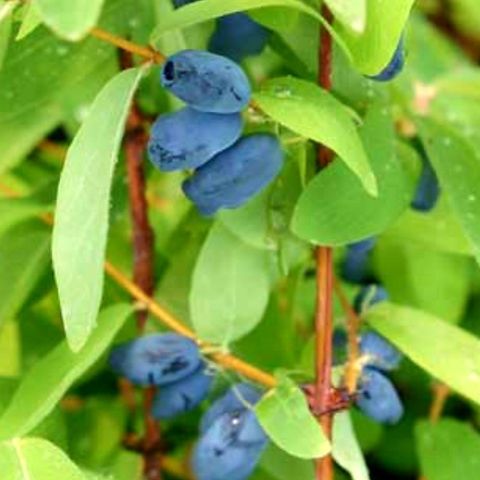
[314,6,335,480]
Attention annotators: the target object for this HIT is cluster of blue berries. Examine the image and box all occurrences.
[340,239,405,424]
[173,0,270,62]
[109,334,268,480]
[148,49,283,216]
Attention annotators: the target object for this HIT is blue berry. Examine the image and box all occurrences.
[109,333,201,386]
[353,284,388,313]
[182,134,284,216]
[369,37,405,82]
[342,237,377,284]
[360,332,402,372]
[209,13,270,62]
[193,398,268,480]
[152,362,213,419]
[148,107,243,172]
[160,50,251,114]
[200,383,264,435]
[411,156,440,212]
[172,0,196,7]
[356,367,404,424]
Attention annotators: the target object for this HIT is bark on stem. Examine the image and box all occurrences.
[314,6,335,480]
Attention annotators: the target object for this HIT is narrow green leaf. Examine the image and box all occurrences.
[255,375,331,459]
[254,77,377,196]
[190,222,271,345]
[367,303,480,405]
[417,118,480,266]
[291,104,412,245]
[260,444,315,480]
[32,0,105,41]
[0,437,85,480]
[0,304,132,440]
[150,0,350,58]
[325,0,366,34]
[52,67,144,352]
[0,224,51,328]
[416,419,480,480]
[333,412,370,480]
[337,0,414,75]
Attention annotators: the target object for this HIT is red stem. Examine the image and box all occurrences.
[121,51,162,480]
[314,6,335,480]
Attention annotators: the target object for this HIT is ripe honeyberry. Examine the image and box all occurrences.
[182,134,284,216]
[200,383,263,434]
[356,367,404,424]
[209,13,270,62]
[148,107,243,171]
[152,362,213,419]
[161,50,251,114]
[369,38,405,82]
[360,331,402,372]
[193,391,268,480]
[353,284,388,313]
[109,333,201,386]
[342,237,377,284]
[411,155,440,212]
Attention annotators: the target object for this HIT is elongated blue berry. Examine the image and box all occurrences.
[183,134,284,216]
[353,284,388,313]
[193,397,268,480]
[109,333,201,386]
[148,107,243,171]
[200,383,263,434]
[209,13,270,62]
[360,331,402,372]
[161,50,251,113]
[356,367,404,424]
[342,237,377,284]
[411,155,440,212]
[369,38,405,82]
[152,363,213,419]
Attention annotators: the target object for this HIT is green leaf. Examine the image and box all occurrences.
[333,412,370,480]
[190,222,271,344]
[291,104,412,245]
[0,304,132,440]
[326,0,366,34]
[254,77,377,196]
[260,444,315,480]
[336,0,414,75]
[0,196,52,237]
[0,0,134,174]
[374,240,470,324]
[0,0,16,70]
[16,1,42,40]
[255,375,331,459]
[382,198,472,256]
[33,0,105,41]
[417,118,480,266]
[150,0,350,58]
[52,67,144,352]
[367,303,480,405]
[0,321,20,377]
[416,419,480,480]
[0,223,51,328]
[0,437,85,480]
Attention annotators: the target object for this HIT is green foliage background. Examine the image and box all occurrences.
[1,0,480,479]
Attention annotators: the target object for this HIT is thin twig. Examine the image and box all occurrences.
[314,6,335,480]
[90,27,166,64]
[333,277,363,394]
